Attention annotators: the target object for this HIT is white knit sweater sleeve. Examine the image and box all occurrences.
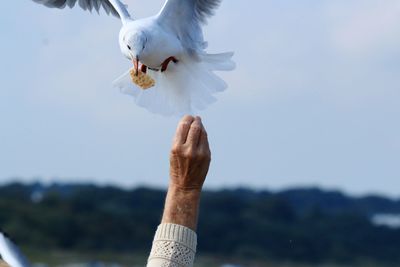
[146,223,197,267]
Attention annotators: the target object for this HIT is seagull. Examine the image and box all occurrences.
[31,0,236,116]
[0,232,30,267]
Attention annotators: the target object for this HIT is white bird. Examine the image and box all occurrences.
[31,0,236,116]
[0,232,30,267]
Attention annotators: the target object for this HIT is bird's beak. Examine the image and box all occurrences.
[132,56,139,76]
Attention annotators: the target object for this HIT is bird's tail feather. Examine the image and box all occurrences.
[113,52,235,116]
[201,52,236,71]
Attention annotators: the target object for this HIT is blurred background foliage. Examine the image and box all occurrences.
[0,183,400,266]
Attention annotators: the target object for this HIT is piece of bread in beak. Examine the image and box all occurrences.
[130,69,155,90]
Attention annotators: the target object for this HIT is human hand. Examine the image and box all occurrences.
[169,115,211,193]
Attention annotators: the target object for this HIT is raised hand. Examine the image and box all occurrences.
[169,115,211,192]
[162,115,211,230]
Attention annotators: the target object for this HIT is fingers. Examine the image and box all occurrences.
[187,117,202,147]
[174,115,195,145]
[199,124,211,156]
[174,115,208,151]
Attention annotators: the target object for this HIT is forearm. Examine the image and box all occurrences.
[162,186,201,231]
[146,187,200,267]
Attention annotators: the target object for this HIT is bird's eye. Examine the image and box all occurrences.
[127,45,131,50]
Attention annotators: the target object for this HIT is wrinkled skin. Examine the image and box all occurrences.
[169,115,211,192]
[162,115,211,230]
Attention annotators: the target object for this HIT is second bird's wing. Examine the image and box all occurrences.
[0,233,31,267]
[157,0,223,55]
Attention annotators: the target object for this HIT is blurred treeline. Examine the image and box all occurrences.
[0,183,400,265]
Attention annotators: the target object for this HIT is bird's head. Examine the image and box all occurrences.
[120,31,148,75]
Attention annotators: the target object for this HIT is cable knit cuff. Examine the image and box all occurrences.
[147,223,197,267]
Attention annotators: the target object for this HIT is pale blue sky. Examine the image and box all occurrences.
[0,1,399,196]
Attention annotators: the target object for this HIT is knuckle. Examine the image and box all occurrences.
[171,145,182,154]
[183,149,195,159]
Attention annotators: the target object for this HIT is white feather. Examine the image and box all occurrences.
[113,52,235,116]
[0,233,30,267]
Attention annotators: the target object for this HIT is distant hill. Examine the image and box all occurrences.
[0,182,399,264]
[277,188,400,215]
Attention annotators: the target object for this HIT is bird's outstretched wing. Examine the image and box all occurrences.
[0,233,30,267]
[157,0,223,55]
[32,0,132,23]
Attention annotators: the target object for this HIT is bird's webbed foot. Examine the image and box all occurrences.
[161,56,179,72]
[140,64,148,74]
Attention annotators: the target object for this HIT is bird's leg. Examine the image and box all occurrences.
[161,56,179,72]
[140,64,148,74]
